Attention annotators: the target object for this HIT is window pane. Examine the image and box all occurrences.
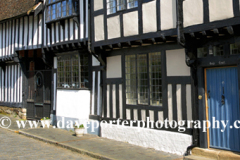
[149,52,162,106]
[74,0,79,13]
[47,6,51,21]
[125,55,137,105]
[107,0,116,14]
[62,1,67,17]
[57,2,62,18]
[117,0,125,11]
[213,45,224,56]
[230,42,240,55]
[68,0,73,15]
[137,54,148,105]
[197,47,208,58]
[127,0,138,9]
[52,4,56,20]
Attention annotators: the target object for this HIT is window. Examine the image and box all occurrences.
[213,45,224,56]
[107,0,138,14]
[125,52,162,106]
[46,0,79,22]
[57,54,89,89]
[230,42,240,55]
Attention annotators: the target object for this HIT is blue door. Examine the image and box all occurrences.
[206,67,240,152]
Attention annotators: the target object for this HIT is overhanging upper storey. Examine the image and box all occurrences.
[182,0,240,46]
[91,0,178,51]
[42,0,89,53]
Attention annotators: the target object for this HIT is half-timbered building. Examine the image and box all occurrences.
[89,0,240,156]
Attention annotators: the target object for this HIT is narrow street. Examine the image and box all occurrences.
[0,128,96,160]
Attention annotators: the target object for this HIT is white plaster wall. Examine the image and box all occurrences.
[101,124,192,155]
[107,55,122,78]
[142,1,157,33]
[209,0,234,22]
[166,49,190,76]
[160,0,177,30]
[123,11,139,37]
[107,16,121,39]
[94,15,104,41]
[94,0,103,11]
[92,56,100,66]
[183,0,203,27]
[56,90,90,120]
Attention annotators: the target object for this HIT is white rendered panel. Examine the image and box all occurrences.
[123,11,138,37]
[126,109,131,120]
[38,15,42,46]
[28,16,34,48]
[2,70,4,101]
[75,22,78,40]
[65,19,68,41]
[51,23,55,44]
[94,15,104,41]
[183,0,203,27]
[24,16,28,48]
[14,65,17,102]
[47,28,50,45]
[85,0,88,38]
[176,84,182,121]
[168,84,173,121]
[80,0,84,39]
[0,24,2,57]
[112,84,116,118]
[119,84,123,119]
[97,71,101,115]
[158,111,164,122]
[11,20,15,55]
[3,23,6,56]
[60,24,64,42]
[19,18,23,48]
[161,0,177,30]
[11,65,14,102]
[133,109,138,121]
[17,65,20,103]
[149,110,154,121]
[5,66,8,102]
[107,84,110,117]
[15,19,19,50]
[70,19,74,40]
[107,15,120,39]
[92,71,96,114]
[8,66,10,102]
[44,13,47,46]
[56,22,59,43]
[6,22,9,56]
[19,67,22,102]
[107,55,122,78]
[33,15,38,46]
[186,85,192,123]
[141,110,146,121]
[142,0,157,33]
[209,0,234,22]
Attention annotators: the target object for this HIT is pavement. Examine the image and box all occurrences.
[0,114,183,160]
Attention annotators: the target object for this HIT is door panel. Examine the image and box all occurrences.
[206,67,240,152]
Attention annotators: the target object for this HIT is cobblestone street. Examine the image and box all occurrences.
[0,128,95,160]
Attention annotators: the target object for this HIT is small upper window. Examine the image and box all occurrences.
[213,45,224,56]
[107,0,138,15]
[197,47,208,58]
[46,0,79,22]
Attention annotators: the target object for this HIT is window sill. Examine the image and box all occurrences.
[57,88,90,91]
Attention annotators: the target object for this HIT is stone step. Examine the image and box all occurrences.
[188,147,240,160]
[184,155,215,160]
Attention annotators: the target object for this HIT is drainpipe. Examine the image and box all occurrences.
[177,0,198,155]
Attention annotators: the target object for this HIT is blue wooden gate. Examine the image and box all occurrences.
[206,67,240,152]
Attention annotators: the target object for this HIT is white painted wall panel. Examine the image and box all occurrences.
[142,0,157,33]
[65,19,69,41]
[166,49,190,76]
[56,22,59,43]
[0,67,2,101]
[107,55,122,78]
[28,16,33,47]
[107,84,110,117]
[183,0,203,27]
[6,22,9,56]
[56,90,90,119]
[85,0,89,38]
[107,15,120,39]
[92,56,100,66]
[119,84,123,119]
[186,84,192,123]
[80,0,84,40]
[15,19,19,50]
[209,0,234,22]
[19,18,23,48]
[112,84,116,118]
[176,84,182,121]
[92,71,96,114]
[123,11,138,37]
[168,84,173,121]
[11,20,15,55]
[94,15,104,41]
[38,15,42,46]
[0,24,2,57]
[94,0,103,11]
[33,15,38,46]
[161,0,177,30]
[24,16,28,48]
[97,71,101,115]
[75,22,79,40]
[70,19,74,40]
[101,124,192,155]
[51,23,55,44]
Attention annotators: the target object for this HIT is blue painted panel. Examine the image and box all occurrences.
[207,67,240,152]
